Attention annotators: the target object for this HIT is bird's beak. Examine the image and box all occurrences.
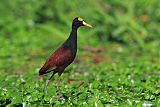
[83,21,93,28]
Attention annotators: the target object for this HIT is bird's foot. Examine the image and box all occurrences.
[53,94,64,99]
[58,94,64,99]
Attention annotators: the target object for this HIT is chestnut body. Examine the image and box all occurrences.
[39,46,77,75]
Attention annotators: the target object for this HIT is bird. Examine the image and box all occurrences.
[39,17,92,96]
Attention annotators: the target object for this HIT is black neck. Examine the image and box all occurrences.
[68,27,78,43]
[63,26,78,51]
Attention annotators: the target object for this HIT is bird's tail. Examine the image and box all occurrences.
[39,65,56,75]
[39,67,50,75]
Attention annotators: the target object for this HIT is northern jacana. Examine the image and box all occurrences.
[39,17,92,96]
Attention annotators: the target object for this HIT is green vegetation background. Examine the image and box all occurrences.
[0,0,159,106]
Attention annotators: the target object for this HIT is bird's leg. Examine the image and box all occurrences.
[57,75,62,96]
[56,72,63,98]
[44,72,56,94]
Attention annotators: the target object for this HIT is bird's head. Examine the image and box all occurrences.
[72,17,93,29]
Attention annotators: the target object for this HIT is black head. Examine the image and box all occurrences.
[72,17,92,29]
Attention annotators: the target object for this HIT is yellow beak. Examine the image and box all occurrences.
[83,21,93,28]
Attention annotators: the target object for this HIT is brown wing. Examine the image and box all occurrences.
[39,47,74,75]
